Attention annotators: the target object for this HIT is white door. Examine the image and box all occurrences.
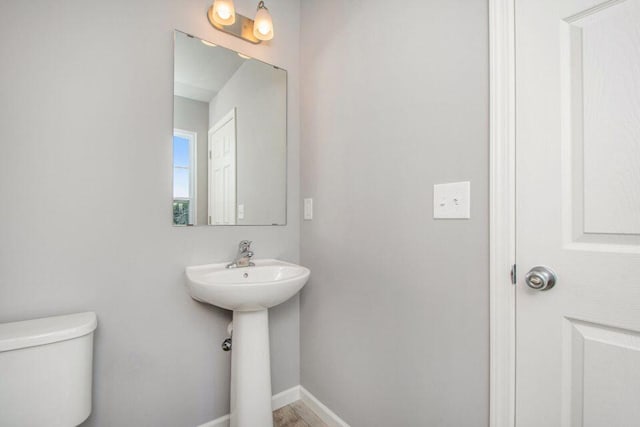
[208,108,237,225]
[516,0,640,426]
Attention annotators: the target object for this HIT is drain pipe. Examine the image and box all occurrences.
[222,321,233,351]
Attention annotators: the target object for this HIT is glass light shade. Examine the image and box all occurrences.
[212,0,236,26]
[253,4,274,41]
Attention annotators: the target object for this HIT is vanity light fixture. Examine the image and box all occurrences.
[211,0,236,26]
[253,1,274,41]
[207,0,274,44]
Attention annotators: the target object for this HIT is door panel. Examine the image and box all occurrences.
[564,319,640,427]
[516,0,640,426]
[208,109,237,225]
[562,0,640,245]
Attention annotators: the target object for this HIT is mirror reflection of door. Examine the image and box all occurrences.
[173,129,196,226]
[208,108,237,225]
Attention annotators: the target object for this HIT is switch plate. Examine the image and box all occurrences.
[433,181,471,219]
[237,204,245,220]
[303,198,313,220]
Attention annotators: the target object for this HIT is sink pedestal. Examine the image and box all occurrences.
[185,259,310,427]
[230,309,273,427]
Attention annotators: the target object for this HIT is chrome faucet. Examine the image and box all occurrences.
[226,240,255,269]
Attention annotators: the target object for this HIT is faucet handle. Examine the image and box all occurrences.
[238,240,252,252]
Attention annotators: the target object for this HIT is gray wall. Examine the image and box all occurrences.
[0,0,300,426]
[299,0,489,426]
[210,61,287,225]
[174,95,209,224]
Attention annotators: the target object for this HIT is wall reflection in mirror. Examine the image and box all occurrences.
[173,30,287,226]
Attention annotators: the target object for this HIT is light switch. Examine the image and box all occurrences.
[237,204,245,220]
[433,181,471,219]
[304,198,313,220]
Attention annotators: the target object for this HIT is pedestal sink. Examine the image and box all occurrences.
[185,259,310,427]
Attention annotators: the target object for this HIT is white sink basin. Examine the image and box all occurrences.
[185,258,310,426]
[186,259,310,312]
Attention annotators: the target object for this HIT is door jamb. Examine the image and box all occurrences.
[489,0,516,426]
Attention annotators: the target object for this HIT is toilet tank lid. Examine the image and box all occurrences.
[0,312,97,352]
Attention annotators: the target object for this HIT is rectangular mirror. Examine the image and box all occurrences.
[173,30,287,226]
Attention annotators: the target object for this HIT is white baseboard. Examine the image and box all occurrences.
[272,385,301,410]
[199,414,230,427]
[300,386,350,427]
[197,385,349,427]
[198,385,301,427]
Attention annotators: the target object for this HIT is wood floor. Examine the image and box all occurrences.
[273,400,327,427]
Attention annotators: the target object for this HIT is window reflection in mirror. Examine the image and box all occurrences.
[173,130,196,226]
[172,30,287,226]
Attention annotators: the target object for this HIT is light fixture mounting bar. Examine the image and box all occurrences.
[207,6,262,44]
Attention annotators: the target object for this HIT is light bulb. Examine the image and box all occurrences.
[257,22,271,35]
[253,1,274,41]
[212,0,236,26]
[217,5,230,19]
[201,40,217,47]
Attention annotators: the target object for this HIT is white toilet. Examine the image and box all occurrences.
[0,312,97,427]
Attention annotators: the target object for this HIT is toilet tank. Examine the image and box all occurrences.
[0,312,97,427]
